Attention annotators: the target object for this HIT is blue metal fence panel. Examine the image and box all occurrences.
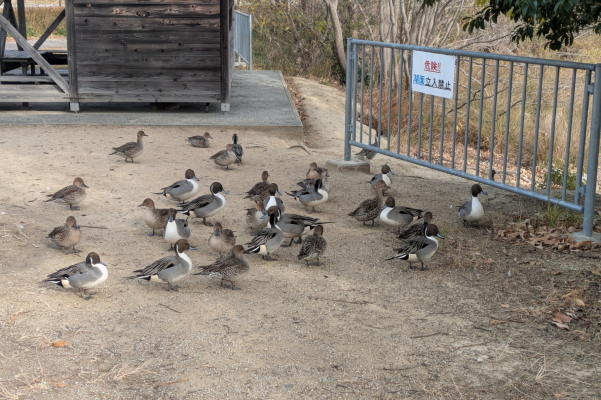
[233,10,252,71]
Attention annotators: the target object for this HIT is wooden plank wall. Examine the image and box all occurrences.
[72,0,223,103]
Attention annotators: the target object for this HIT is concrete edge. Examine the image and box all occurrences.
[277,70,304,129]
[326,158,371,174]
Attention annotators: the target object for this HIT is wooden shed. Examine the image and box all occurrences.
[0,0,235,111]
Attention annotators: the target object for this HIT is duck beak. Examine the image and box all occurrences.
[380,205,386,210]
[208,134,214,139]
[437,233,445,239]
[83,184,90,188]
[389,171,396,175]
[73,223,80,229]
[193,176,200,181]
[481,190,488,195]
[384,185,391,189]
[138,203,144,207]
[260,213,269,220]
[168,216,174,222]
[275,190,282,196]
[189,246,198,250]
[221,189,229,194]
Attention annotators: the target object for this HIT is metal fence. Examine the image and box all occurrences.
[233,10,252,70]
[343,38,601,237]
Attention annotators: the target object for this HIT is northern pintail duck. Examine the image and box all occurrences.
[178,182,228,226]
[194,245,249,290]
[356,138,379,160]
[287,179,329,213]
[187,132,213,148]
[45,177,88,210]
[263,183,285,213]
[232,133,244,163]
[371,165,395,189]
[210,144,237,169]
[139,198,169,236]
[244,206,284,261]
[379,197,423,233]
[348,180,389,225]
[44,252,108,299]
[458,184,487,225]
[110,130,147,162]
[154,169,200,203]
[298,168,331,193]
[128,239,196,291]
[388,224,444,270]
[297,225,327,266]
[164,208,191,250]
[306,162,324,180]
[277,213,332,247]
[246,200,269,232]
[398,211,433,241]
[244,171,270,201]
[208,222,236,256]
[47,216,81,253]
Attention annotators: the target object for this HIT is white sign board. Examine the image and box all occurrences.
[411,51,456,99]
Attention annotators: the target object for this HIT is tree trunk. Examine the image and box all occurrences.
[323,0,346,75]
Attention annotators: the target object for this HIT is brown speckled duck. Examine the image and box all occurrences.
[110,130,147,162]
[348,180,389,226]
[297,225,327,266]
[210,144,237,169]
[139,198,170,236]
[208,222,236,257]
[194,245,249,290]
[187,132,213,148]
[45,177,88,210]
[47,216,82,253]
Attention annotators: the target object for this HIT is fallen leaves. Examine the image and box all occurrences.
[553,312,572,323]
[552,322,570,330]
[52,341,71,348]
[491,320,506,325]
[8,308,23,322]
[497,221,596,251]
[54,383,67,388]
[554,392,569,398]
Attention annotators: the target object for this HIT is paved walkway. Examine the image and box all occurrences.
[0,70,302,134]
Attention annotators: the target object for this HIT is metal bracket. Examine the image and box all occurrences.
[578,184,586,194]
[587,84,594,93]
[221,103,230,112]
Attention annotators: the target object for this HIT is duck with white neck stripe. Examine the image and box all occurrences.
[388,224,444,271]
[244,206,284,261]
[128,239,196,291]
[458,184,488,225]
[154,169,200,203]
[178,182,228,226]
[164,208,190,251]
[44,252,108,299]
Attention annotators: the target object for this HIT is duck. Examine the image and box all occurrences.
[286,179,329,213]
[356,138,379,160]
[370,165,395,189]
[388,224,444,271]
[297,168,331,193]
[128,239,196,291]
[194,245,249,290]
[458,184,487,225]
[44,252,108,299]
[277,213,332,247]
[246,201,268,232]
[187,132,213,148]
[306,162,324,180]
[138,198,169,236]
[47,216,82,253]
[178,182,228,226]
[244,171,270,201]
[297,225,327,266]
[208,222,236,257]
[398,212,433,241]
[244,206,284,261]
[379,197,423,233]
[45,177,89,210]
[348,180,389,225]
[232,133,244,163]
[210,144,237,169]
[154,169,200,203]
[263,183,285,213]
[164,208,191,250]
[110,130,147,162]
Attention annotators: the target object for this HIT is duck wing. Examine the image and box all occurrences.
[111,141,137,154]
[179,194,214,211]
[394,236,429,256]
[131,256,177,277]
[46,261,89,279]
[245,228,279,247]
[46,185,77,200]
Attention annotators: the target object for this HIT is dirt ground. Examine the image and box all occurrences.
[0,78,600,399]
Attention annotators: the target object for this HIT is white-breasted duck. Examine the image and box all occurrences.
[379,197,423,233]
[263,183,285,213]
[370,165,395,189]
[178,182,228,226]
[128,239,196,291]
[110,130,147,162]
[45,177,89,210]
[154,169,200,203]
[164,208,191,251]
[277,213,333,247]
[458,184,487,225]
[44,252,108,299]
[286,179,329,213]
[244,206,284,261]
[388,224,444,271]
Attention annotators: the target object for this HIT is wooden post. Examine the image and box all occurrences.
[16,0,25,49]
[65,0,79,111]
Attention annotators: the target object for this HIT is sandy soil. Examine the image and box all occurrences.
[0,78,600,399]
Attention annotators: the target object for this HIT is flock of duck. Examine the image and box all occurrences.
[42,130,489,298]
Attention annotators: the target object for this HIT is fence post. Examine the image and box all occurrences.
[582,64,601,237]
[344,38,354,161]
[248,14,252,71]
